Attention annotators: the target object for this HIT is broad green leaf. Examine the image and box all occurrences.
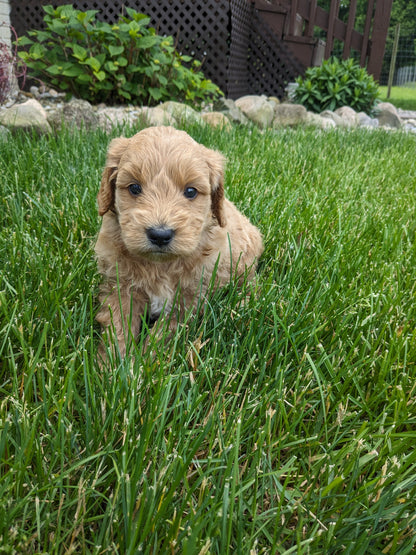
[108,45,124,57]
[76,74,91,84]
[62,65,84,77]
[125,7,150,25]
[94,70,106,82]
[104,61,118,72]
[46,64,63,75]
[116,57,128,67]
[136,35,159,49]
[83,57,101,71]
[71,44,87,61]
[148,87,163,100]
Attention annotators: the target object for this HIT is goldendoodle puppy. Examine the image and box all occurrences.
[95,126,263,357]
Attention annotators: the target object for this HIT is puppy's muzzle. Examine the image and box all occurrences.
[146,226,175,249]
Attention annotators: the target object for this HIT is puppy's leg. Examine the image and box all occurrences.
[97,287,147,361]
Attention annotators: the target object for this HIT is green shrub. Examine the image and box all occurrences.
[17,4,222,106]
[294,57,380,114]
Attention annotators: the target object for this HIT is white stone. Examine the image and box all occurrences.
[201,111,232,130]
[272,103,308,127]
[235,95,274,128]
[0,98,51,133]
[334,106,359,128]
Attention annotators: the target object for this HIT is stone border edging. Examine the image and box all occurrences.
[1,89,415,135]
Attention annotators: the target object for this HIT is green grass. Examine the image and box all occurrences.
[1,123,416,553]
[379,85,416,110]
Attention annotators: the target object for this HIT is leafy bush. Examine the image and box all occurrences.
[18,4,222,106]
[294,57,379,114]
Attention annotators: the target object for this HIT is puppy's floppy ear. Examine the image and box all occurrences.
[204,147,226,227]
[97,137,130,216]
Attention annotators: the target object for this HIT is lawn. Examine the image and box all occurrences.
[1,123,416,553]
[379,85,416,111]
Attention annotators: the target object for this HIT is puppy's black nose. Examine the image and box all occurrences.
[146,227,175,247]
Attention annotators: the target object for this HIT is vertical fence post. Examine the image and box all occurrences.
[305,0,317,37]
[360,0,375,66]
[387,23,400,98]
[324,0,340,59]
[367,0,394,78]
[289,0,299,36]
[342,0,357,59]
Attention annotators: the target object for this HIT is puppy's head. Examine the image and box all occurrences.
[97,126,226,260]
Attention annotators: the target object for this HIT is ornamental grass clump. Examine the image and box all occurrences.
[294,57,379,114]
[18,4,222,106]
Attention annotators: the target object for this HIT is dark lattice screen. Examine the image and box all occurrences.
[247,10,305,98]
[11,0,304,99]
[228,0,252,98]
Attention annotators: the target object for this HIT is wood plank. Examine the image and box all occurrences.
[289,0,299,36]
[360,0,375,65]
[367,0,394,78]
[342,0,357,58]
[325,0,340,58]
[305,0,318,37]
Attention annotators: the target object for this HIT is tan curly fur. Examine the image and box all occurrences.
[95,126,263,358]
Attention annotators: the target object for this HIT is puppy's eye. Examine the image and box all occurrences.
[128,183,142,197]
[184,186,198,199]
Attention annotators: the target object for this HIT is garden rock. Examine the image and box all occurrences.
[0,125,10,138]
[403,119,416,133]
[212,98,249,124]
[0,98,52,133]
[267,96,280,110]
[334,106,359,127]
[159,101,203,125]
[307,112,336,129]
[201,111,232,131]
[2,89,415,136]
[272,104,308,127]
[138,107,176,127]
[234,95,274,128]
[320,110,347,128]
[375,102,402,129]
[96,107,133,131]
[48,98,99,130]
[357,112,379,128]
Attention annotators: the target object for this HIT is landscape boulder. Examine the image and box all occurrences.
[159,101,203,125]
[138,106,176,127]
[272,103,308,127]
[334,106,359,128]
[307,112,336,129]
[212,98,249,124]
[96,107,133,131]
[48,98,99,130]
[201,111,233,131]
[234,95,274,128]
[0,125,11,138]
[320,110,347,128]
[375,102,402,129]
[357,111,379,128]
[0,98,51,133]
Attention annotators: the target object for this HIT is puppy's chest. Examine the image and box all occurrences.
[149,293,172,319]
[145,278,176,319]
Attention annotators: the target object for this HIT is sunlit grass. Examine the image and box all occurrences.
[1,124,416,553]
[379,85,416,110]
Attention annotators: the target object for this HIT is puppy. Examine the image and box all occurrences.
[95,126,263,358]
